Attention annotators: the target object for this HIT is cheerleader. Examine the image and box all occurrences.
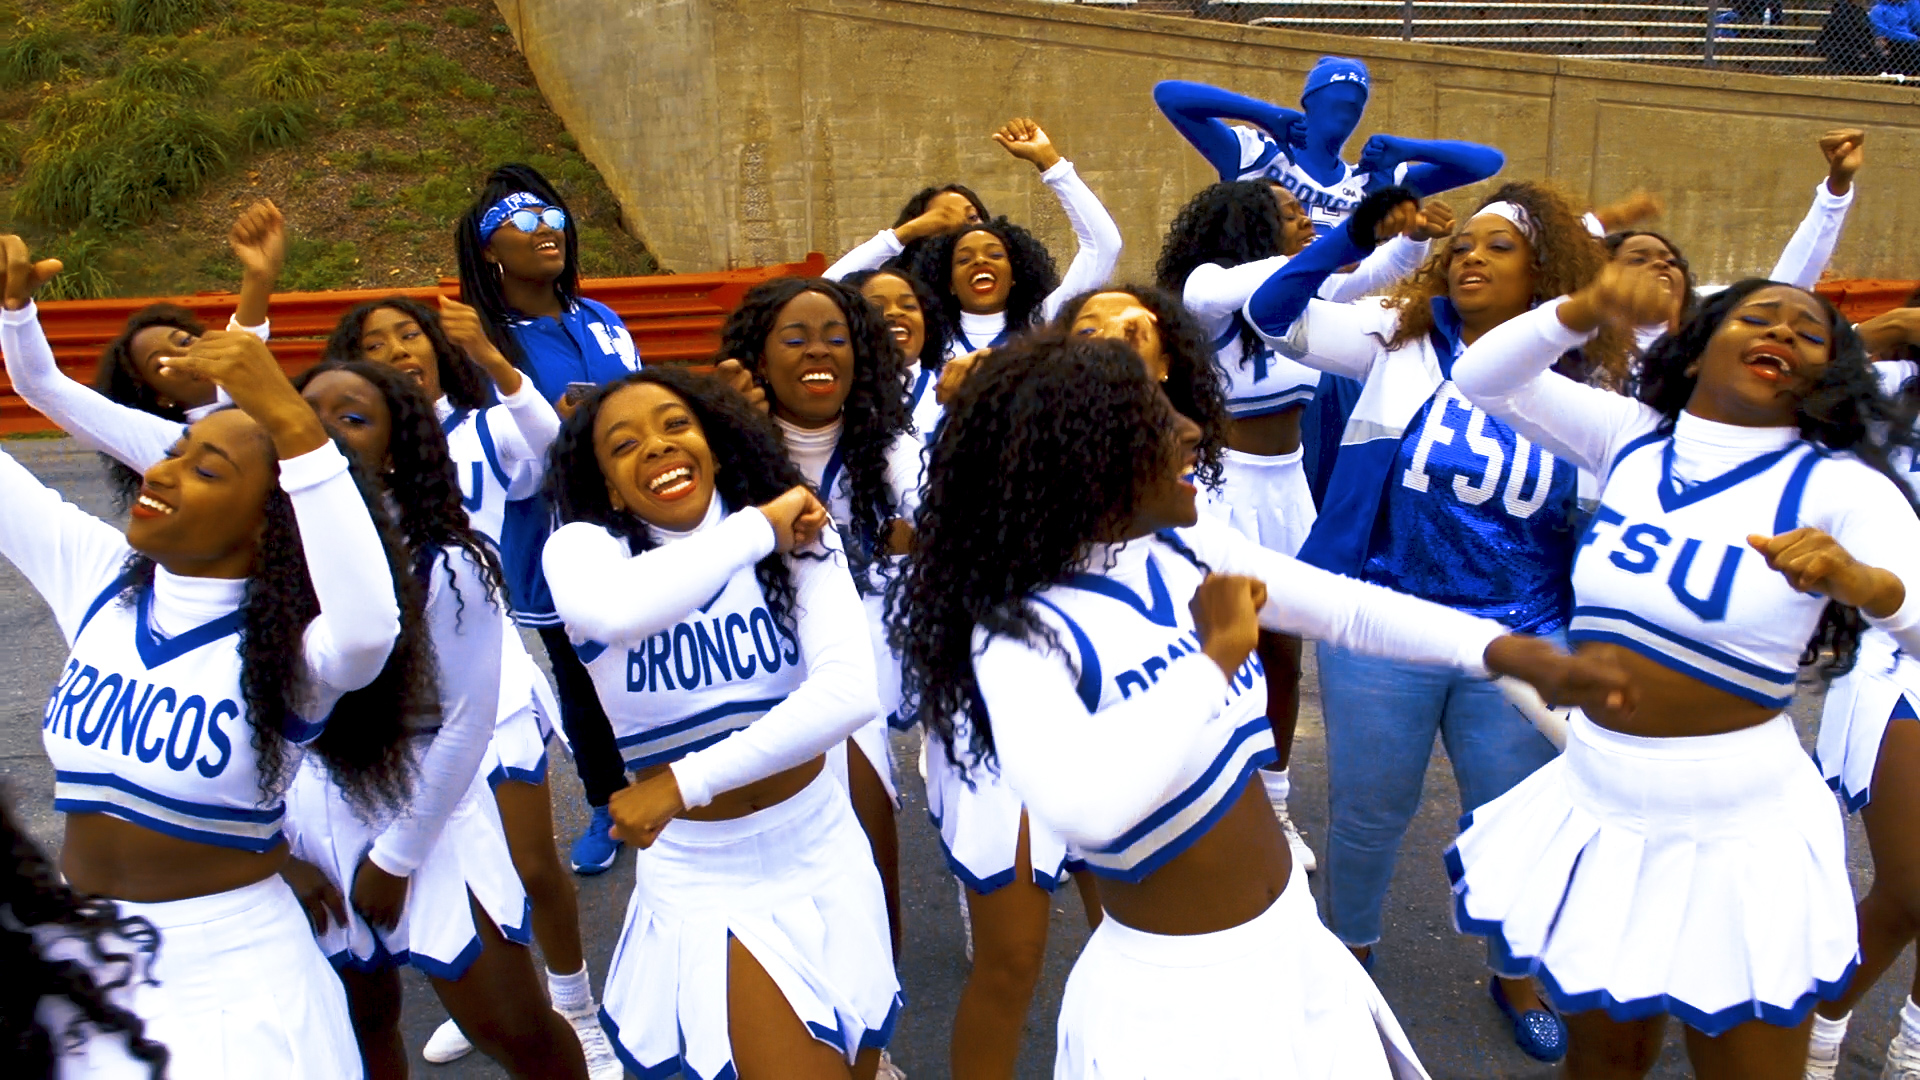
[1242,182,1630,1062]
[7,200,284,504]
[1804,312,1920,1080]
[891,330,1630,1078]
[825,190,981,284]
[324,298,619,1075]
[455,163,641,879]
[840,267,950,445]
[542,367,899,1080]
[1154,179,1449,870]
[716,277,917,950]
[274,359,589,1080]
[1447,266,1920,1079]
[0,239,419,1077]
[1153,59,1503,230]
[906,118,1123,359]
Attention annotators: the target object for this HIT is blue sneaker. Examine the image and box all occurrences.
[1489,976,1566,1063]
[569,804,620,875]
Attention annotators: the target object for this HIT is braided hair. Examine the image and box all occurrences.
[0,791,167,1078]
[544,366,813,636]
[454,163,581,371]
[1634,279,1920,678]
[323,297,497,411]
[716,277,911,591]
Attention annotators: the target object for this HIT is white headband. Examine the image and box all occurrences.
[1474,200,1538,244]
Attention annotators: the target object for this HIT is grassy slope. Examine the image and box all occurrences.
[0,0,660,299]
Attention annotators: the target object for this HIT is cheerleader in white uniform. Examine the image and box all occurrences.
[1154,179,1447,869]
[542,367,898,1080]
[716,276,921,962]
[0,241,412,1078]
[280,359,590,1079]
[892,330,1629,1078]
[841,267,950,450]
[325,297,619,1074]
[1448,265,1920,1079]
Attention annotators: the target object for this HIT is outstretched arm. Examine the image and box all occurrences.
[1153,80,1303,181]
[1245,186,1420,340]
[1769,129,1862,289]
[1357,135,1505,196]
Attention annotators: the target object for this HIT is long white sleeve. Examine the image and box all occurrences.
[368,548,502,876]
[281,442,403,715]
[0,443,134,642]
[976,624,1231,848]
[1185,257,1292,325]
[0,303,184,471]
[1322,236,1430,303]
[1039,159,1123,321]
[486,378,562,500]
[824,229,906,283]
[669,528,878,808]
[1791,455,1920,657]
[1180,517,1506,674]
[1255,296,1400,381]
[1769,180,1854,290]
[544,505,776,647]
[1450,298,1663,475]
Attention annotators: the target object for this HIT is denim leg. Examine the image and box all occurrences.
[1438,670,1560,817]
[1320,643,1452,946]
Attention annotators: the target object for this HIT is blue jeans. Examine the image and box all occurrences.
[1318,641,1558,947]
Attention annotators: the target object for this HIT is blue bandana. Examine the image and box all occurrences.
[478,192,548,245]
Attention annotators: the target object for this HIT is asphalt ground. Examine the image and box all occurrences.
[0,434,1909,1079]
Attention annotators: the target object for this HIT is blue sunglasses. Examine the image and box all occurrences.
[508,207,568,234]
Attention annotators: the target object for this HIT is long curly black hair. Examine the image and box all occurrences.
[716,278,911,591]
[890,331,1183,769]
[117,429,429,818]
[1155,181,1289,375]
[0,791,167,1078]
[454,163,581,372]
[294,359,508,609]
[893,184,992,228]
[91,304,205,507]
[544,366,814,635]
[323,297,497,412]
[1633,279,1920,678]
[1056,284,1229,492]
[841,266,952,375]
[910,220,1059,346]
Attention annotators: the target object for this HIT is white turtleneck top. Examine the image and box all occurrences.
[1453,298,1920,708]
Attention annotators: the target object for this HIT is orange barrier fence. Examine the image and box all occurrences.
[0,253,828,436]
[1,263,1908,437]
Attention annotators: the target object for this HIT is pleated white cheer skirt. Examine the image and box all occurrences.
[1448,711,1857,1035]
[1816,628,1920,812]
[1201,447,1317,558]
[598,769,902,1080]
[285,760,530,978]
[484,694,555,790]
[63,876,361,1079]
[924,729,1071,894]
[1055,861,1428,1079]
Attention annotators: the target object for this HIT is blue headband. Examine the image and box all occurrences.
[478,191,549,244]
[1301,56,1370,106]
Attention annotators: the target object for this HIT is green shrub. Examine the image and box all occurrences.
[352,146,418,174]
[115,55,214,95]
[115,0,211,35]
[0,130,22,177]
[443,7,480,29]
[13,93,230,229]
[0,28,81,87]
[235,99,314,151]
[246,49,330,100]
[347,182,377,209]
[279,237,360,292]
[36,235,115,301]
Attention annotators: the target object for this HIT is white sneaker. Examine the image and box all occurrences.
[957,878,974,964]
[422,1018,473,1064]
[1885,1027,1920,1080]
[876,1049,908,1079]
[1271,799,1317,873]
[562,1007,624,1080]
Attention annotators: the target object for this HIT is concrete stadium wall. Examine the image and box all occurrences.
[492,0,1920,284]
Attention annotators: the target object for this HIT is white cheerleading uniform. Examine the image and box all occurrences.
[1448,300,1920,1033]
[0,416,397,1076]
[543,498,898,1078]
[1230,126,1410,230]
[1815,360,1920,810]
[285,545,531,978]
[976,518,1507,1078]
[776,417,922,805]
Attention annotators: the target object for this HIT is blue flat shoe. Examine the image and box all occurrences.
[568,803,621,875]
[1489,976,1566,1063]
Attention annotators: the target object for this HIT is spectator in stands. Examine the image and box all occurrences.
[1869,0,1920,70]
[1820,0,1889,72]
